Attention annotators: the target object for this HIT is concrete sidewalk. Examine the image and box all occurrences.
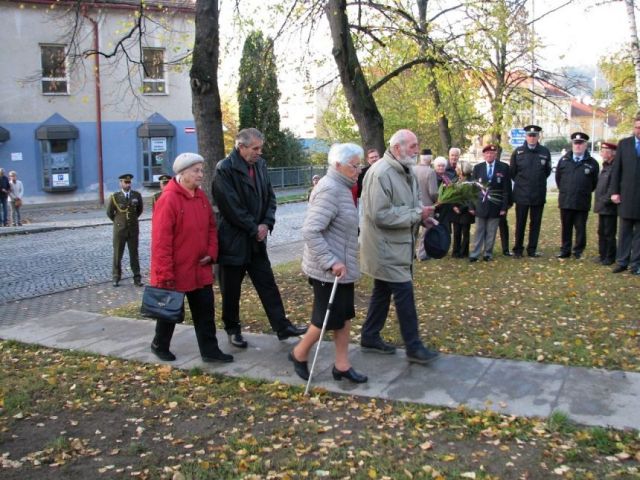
[1,309,638,431]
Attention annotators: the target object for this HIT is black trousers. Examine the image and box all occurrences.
[597,214,617,262]
[560,209,589,255]
[452,222,471,258]
[513,204,544,255]
[499,215,509,253]
[219,252,289,335]
[153,285,220,357]
[616,217,640,269]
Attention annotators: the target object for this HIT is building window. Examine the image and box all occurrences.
[41,44,68,95]
[142,48,166,94]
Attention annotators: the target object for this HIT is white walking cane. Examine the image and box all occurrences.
[304,275,340,396]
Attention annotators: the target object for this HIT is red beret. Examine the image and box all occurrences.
[601,142,617,150]
[482,144,498,153]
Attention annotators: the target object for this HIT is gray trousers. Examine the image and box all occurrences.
[470,217,500,259]
[616,218,640,270]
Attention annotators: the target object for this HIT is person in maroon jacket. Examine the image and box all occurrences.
[149,152,233,363]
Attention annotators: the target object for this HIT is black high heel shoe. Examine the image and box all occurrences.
[332,366,368,383]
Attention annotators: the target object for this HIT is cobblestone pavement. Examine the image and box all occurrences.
[0,201,306,325]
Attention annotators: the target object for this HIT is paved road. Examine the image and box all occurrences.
[0,201,307,306]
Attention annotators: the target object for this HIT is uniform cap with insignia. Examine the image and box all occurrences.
[570,132,589,143]
[421,148,432,155]
[523,125,542,135]
[119,174,134,181]
[482,144,498,153]
[600,142,617,150]
[158,174,172,183]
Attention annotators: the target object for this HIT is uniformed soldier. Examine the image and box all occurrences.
[509,124,552,258]
[151,174,171,211]
[107,173,144,287]
[555,132,599,259]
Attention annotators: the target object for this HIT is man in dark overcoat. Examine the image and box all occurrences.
[213,128,307,349]
[509,124,552,258]
[106,173,144,287]
[610,114,640,275]
[469,144,510,262]
[555,132,599,259]
[593,142,618,265]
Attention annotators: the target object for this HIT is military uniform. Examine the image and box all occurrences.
[107,174,144,286]
[151,174,171,211]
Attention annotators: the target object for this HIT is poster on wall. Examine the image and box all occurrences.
[52,173,70,187]
[151,137,167,153]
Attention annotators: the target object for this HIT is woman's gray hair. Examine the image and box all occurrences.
[327,143,364,167]
[235,128,264,148]
[433,156,447,167]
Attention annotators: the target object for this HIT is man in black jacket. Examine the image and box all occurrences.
[509,125,552,258]
[213,128,307,349]
[469,145,510,262]
[555,132,599,260]
[593,142,618,265]
[610,114,640,275]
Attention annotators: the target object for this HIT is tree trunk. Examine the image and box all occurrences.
[624,0,640,108]
[325,0,385,154]
[190,0,225,200]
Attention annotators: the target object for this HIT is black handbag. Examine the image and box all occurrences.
[140,286,185,323]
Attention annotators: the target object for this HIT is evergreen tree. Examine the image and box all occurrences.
[238,31,283,164]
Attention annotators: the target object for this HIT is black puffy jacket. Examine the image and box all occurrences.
[555,152,599,211]
[509,142,552,205]
[213,149,277,266]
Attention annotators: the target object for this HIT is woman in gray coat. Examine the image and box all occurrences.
[289,143,367,383]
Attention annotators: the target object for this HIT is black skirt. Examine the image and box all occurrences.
[309,278,355,331]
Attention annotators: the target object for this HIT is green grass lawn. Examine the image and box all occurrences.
[109,196,640,372]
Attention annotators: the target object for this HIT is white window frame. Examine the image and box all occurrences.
[142,48,168,95]
[40,44,69,95]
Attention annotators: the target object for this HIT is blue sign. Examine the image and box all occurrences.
[509,128,526,146]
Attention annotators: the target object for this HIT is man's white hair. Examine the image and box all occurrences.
[449,147,461,156]
[328,143,364,167]
[388,129,413,148]
[433,156,447,167]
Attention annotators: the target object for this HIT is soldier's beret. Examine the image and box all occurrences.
[601,142,617,150]
[523,125,542,134]
[424,224,450,259]
[482,144,498,153]
[119,174,134,180]
[570,132,589,143]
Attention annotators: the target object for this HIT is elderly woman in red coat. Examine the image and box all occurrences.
[150,152,233,363]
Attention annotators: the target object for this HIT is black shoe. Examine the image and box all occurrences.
[612,265,627,273]
[288,351,309,380]
[112,280,120,287]
[528,252,543,258]
[151,343,176,361]
[332,366,368,383]
[228,333,248,348]
[469,257,478,263]
[574,253,582,260]
[602,259,615,266]
[202,349,234,363]
[134,279,144,287]
[556,253,571,259]
[503,251,513,257]
[631,268,640,276]
[406,347,440,365]
[513,253,523,258]
[360,339,396,354]
[483,256,491,262]
[277,324,308,341]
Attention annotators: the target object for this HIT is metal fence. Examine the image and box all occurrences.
[268,165,328,189]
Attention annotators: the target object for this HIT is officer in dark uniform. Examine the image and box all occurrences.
[151,174,171,211]
[555,132,599,259]
[107,174,144,287]
[509,125,552,257]
[593,142,618,265]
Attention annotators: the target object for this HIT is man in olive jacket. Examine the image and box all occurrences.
[610,114,640,275]
[509,125,552,258]
[213,128,307,349]
[360,129,439,365]
[555,132,599,259]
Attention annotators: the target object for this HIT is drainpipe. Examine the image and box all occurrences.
[83,8,105,205]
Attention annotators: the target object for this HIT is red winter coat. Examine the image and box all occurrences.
[150,178,218,292]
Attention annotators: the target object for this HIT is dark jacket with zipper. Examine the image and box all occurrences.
[509,142,552,205]
[594,161,617,216]
[555,152,599,211]
[213,148,277,266]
